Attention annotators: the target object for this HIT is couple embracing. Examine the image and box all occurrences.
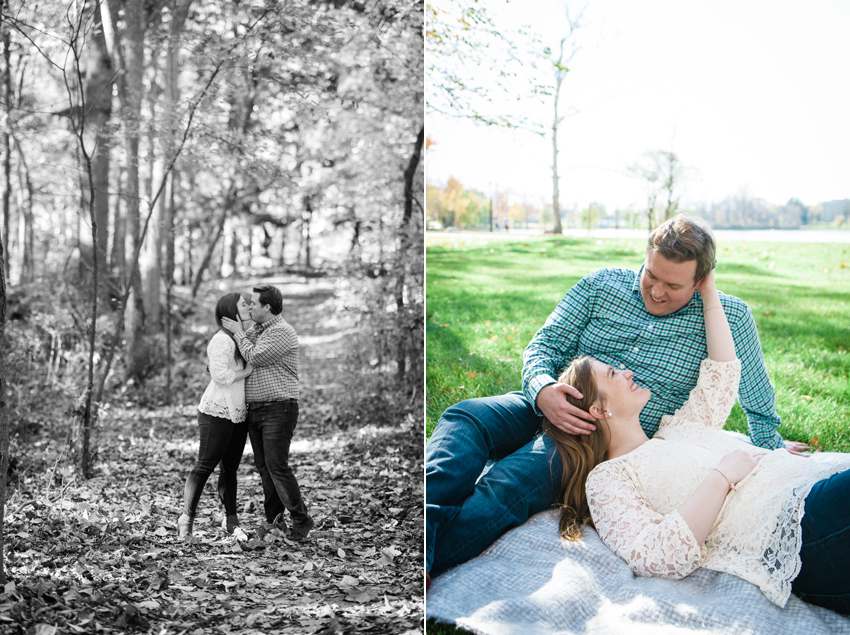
[427,214,850,614]
[178,284,315,542]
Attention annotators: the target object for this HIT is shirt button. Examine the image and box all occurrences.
[620,363,625,369]
[648,325,653,330]
[633,347,639,352]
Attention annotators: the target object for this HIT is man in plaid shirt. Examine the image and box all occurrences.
[223,284,314,541]
[426,214,808,585]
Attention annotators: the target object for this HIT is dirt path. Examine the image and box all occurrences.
[1,276,424,634]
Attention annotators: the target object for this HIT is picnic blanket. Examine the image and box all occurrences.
[427,451,850,635]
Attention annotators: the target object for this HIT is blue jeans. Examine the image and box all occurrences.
[792,469,850,614]
[182,412,248,517]
[247,400,310,525]
[426,392,563,576]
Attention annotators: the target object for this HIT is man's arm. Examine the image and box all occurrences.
[233,326,295,367]
[726,299,786,450]
[522,272,599,433]
[221,317,294,367]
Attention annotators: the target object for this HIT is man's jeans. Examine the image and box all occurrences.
[182,412,248,517]
[426,391,563,576]
[793,468,850,614]
[247,400,310,525]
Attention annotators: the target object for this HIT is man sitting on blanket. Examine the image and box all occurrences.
[425,213,808,587]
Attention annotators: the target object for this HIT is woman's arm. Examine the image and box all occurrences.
[233,363,253,381]
[589,451,761,577]
[677,450,761,544]
[698,269,736,362]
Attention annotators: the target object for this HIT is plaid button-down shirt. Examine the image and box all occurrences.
[522,267,783,449]
[234,314,299,403]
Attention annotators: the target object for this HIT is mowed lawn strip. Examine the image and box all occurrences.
[426,235,850,452]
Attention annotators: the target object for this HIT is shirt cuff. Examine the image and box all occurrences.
[526,374,558,416]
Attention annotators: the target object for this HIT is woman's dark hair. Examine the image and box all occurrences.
[541,355,610,541]
[214,293,246,366]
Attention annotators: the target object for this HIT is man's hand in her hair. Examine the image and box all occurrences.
[537,383,597,435]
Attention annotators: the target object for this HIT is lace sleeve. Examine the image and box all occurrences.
[664,359,741,431]
[208,334,236,386]
[587,462,702,579]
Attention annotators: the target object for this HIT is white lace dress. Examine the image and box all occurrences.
[197,332,247,423]
[586,358,850,607]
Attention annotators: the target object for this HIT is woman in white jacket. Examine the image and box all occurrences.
[178,293,254,537]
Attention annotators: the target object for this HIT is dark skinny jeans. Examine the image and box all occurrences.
[182,412,248,517]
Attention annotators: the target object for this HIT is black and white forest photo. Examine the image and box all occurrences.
[0,0,424,632]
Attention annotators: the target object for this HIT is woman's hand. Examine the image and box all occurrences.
[717,449,763,485]
[696,267,716,294]
[537,383,597,435]
[244,363,253,376]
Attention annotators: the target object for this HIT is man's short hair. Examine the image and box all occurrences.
[647,214,716,282]
[253,285,283,315]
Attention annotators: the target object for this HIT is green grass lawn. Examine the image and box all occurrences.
[426,235,850,445]
[426,235,850,634]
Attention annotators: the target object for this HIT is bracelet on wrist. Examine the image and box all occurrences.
[712,467,737,492]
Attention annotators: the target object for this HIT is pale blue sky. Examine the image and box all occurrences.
[426,0,850,212]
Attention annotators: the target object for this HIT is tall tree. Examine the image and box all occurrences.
[111,0,147,379]
[0,0,9,585]
[0,183,7,585]
[629,149,686,229]
[159,0,193,401]
[72,0,113,303]
[545,2,586,235]
[1,12,10,280]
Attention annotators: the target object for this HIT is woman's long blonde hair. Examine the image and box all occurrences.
[541,355,610,541]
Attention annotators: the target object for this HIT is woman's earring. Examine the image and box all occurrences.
[607,411,613,416]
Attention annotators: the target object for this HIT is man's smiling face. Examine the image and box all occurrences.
[639,250,701,316]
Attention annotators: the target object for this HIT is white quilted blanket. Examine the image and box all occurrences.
[427,469,850,635]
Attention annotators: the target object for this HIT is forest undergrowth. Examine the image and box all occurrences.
[0,276,424,634]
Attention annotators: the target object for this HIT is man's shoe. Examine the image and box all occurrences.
[271,513,288,534]
[291,515,315,541]
[177,513,194,538]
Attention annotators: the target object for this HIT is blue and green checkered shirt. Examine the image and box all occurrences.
[522,267,783,450]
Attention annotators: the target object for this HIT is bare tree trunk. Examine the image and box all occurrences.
[2,23,11,281]
[550,68,564,235]
[191,182,237,298]
[0,3,9,572]
[162,0,192,401]
[117,0,147,379]
[0,194,8,584]
[75,3,112,303]
[110,168,125,287]
[395,125,424,382]
[302,196,312,269]
[277,223,286,268]
[13,136,33,283]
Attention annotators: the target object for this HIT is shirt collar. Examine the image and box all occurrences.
[633,264,701,315]
[256,313,283,332]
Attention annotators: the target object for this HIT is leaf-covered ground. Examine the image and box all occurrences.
[1,278,424,634]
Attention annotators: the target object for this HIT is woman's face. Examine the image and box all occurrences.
[236,296,251,321]
[590,360,651,418]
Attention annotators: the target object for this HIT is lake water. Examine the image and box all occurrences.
[428,228,850,244]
